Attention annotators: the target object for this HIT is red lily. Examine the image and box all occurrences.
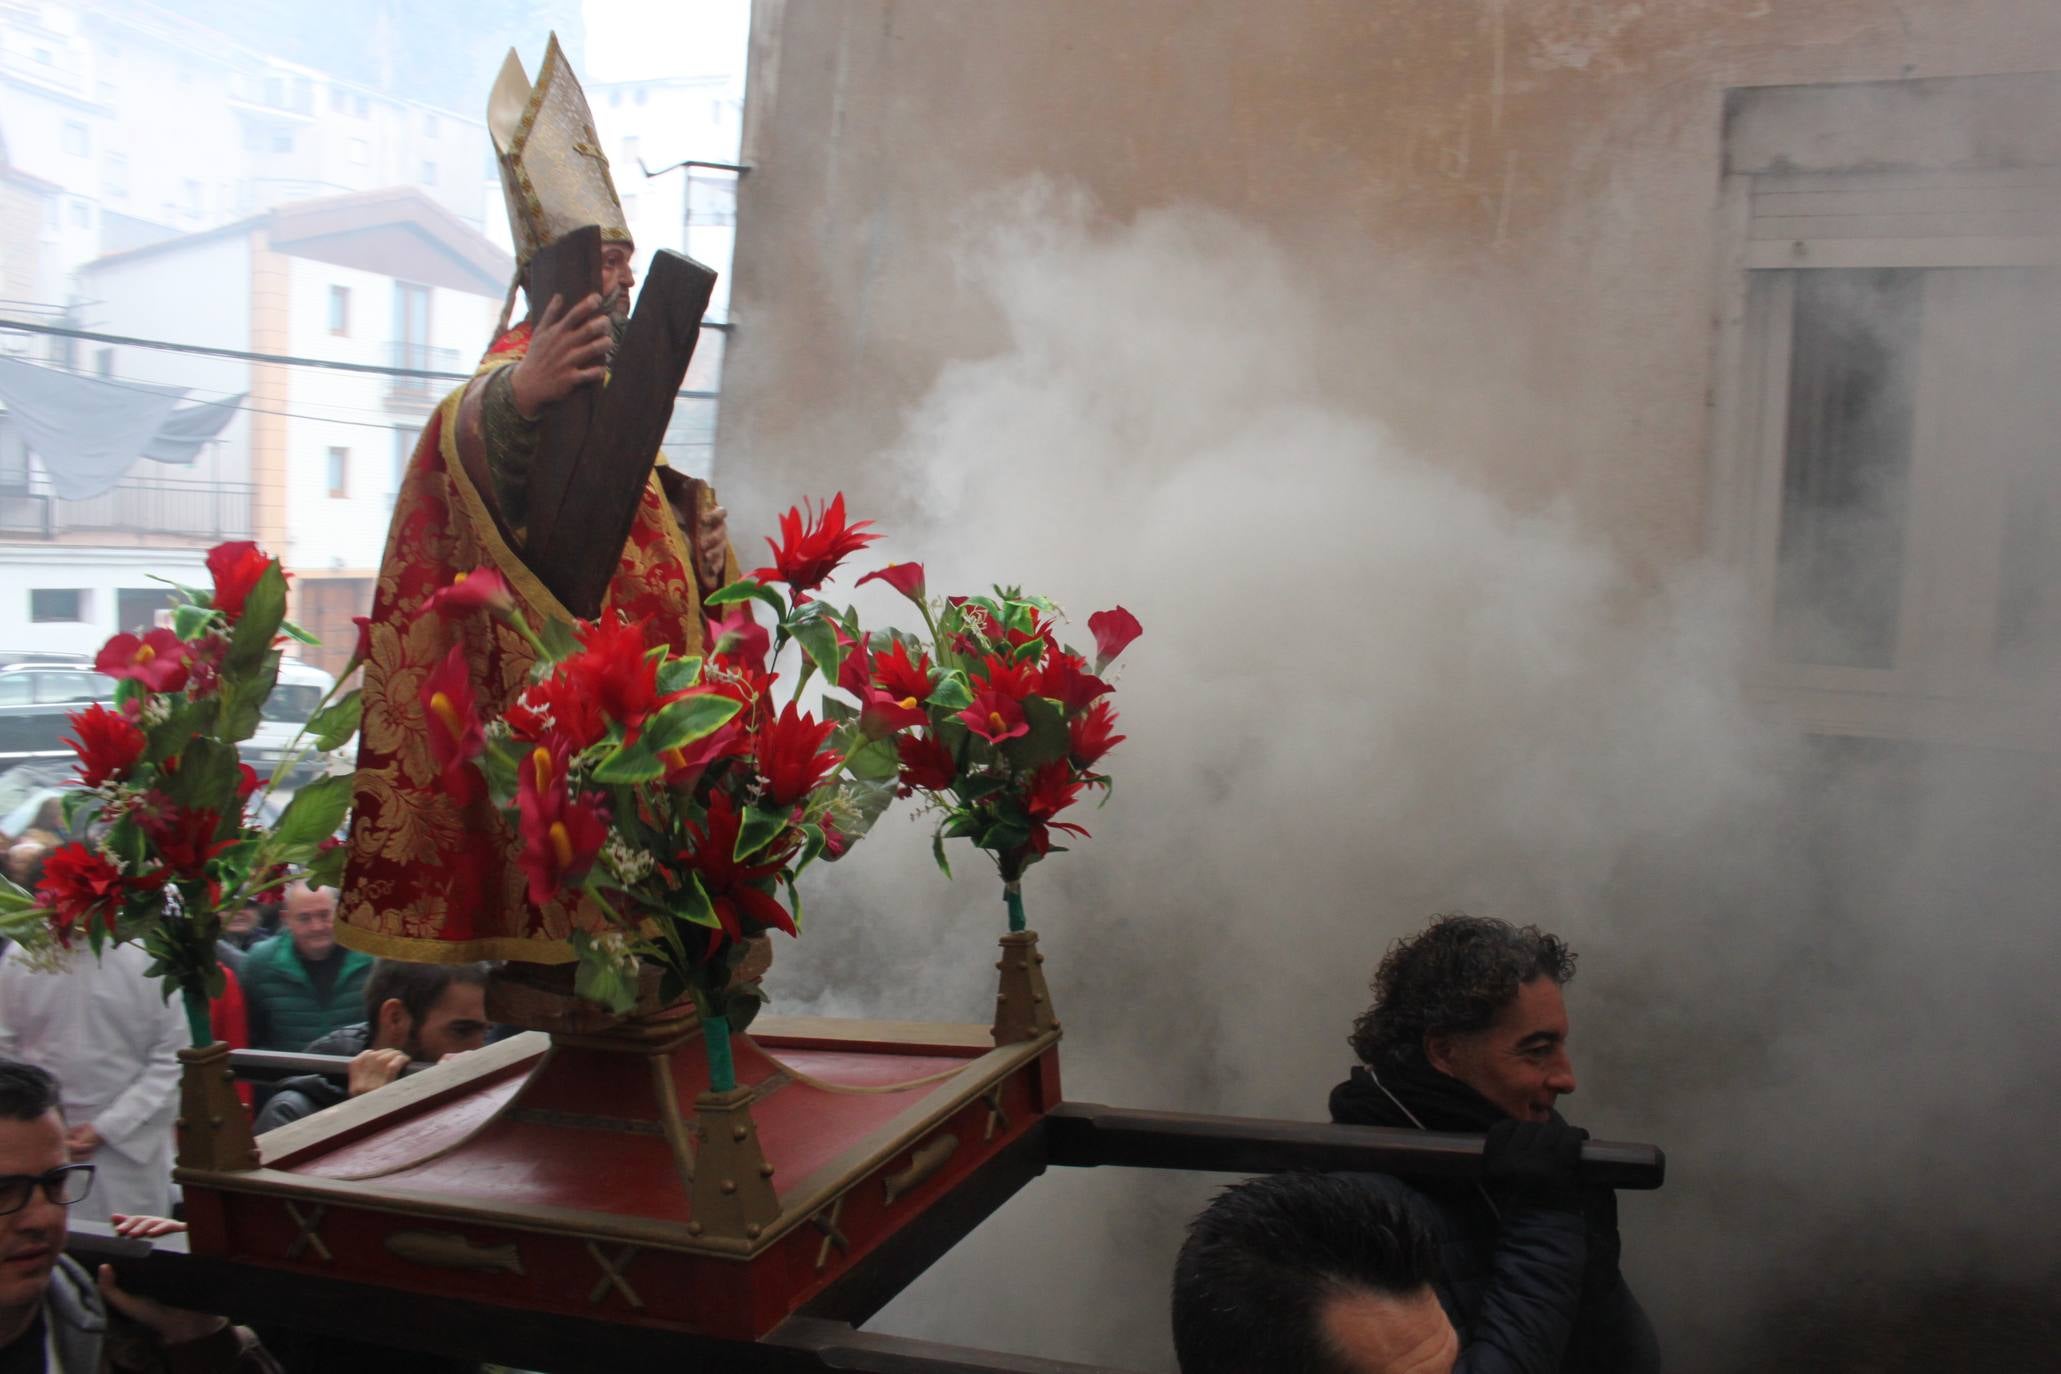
[659,719,749,791]
[1021,761,1091,857]
[140,801,234,877]
[959,687,1028,745]
[515,744,609,908]
[421,643,484,803]
[1035,651,1111,716]
[1068,699,1125,768]
[351,614,374,666]
[207,540,277,620]
[755,701,842,808]
[236,763,262,804]
[35,844,129,946]
[95,629,191,693]
[857,685,929,739]
[65,703,145,788]
[1087,606,1143,670]
[676,791,796,944]
[704,604,769,671]
[896,734,958,792]
[565,617,662,731]
[419,568,515,619]
[751,493,880,594]
[855,562,925,604]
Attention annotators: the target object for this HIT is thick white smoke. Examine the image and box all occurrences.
[751,187,2061,1370]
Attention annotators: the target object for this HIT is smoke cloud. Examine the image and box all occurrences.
[750,185,2061,1370]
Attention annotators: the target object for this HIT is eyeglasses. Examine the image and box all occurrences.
[0,1165,95,1217]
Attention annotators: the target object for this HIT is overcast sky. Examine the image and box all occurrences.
[582,0,750,85]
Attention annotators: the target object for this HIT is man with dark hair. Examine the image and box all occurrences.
[252,961,491,1134]
[1330,914,1660,1374]
[1172,1171,1455,1374]
[0,1057,279,1371]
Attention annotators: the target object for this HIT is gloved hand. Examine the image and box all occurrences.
[1482,1118,1589,1214]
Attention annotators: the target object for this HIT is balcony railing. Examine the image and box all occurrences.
[0,474,255,542]
[386,342,465,410]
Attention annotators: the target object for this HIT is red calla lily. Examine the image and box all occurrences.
[421,643,485,802]
[704,604,769,671]
[95,629,191,693]
[959,688,1028,744]
[419,568,515,619]
[515,743,609,908]
[855,562,925,604]
[1087,606,1143,669]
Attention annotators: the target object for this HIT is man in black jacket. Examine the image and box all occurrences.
[252,961,490,1134]
[1330,914,1660,1374]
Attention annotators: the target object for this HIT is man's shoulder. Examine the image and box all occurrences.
[302,1022,371,1056]
[44,1253,107,1333]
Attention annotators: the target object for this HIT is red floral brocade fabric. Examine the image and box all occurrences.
[337,328,739,963]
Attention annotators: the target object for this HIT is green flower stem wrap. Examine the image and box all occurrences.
[179,981,211,1049]
[1004,881,1026,934]
[703,1011,737,1094]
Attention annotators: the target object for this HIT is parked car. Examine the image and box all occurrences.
[0,662,118,774]
[238,658,354,785]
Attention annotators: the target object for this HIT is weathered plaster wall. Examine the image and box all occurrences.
[718,0,2061,574]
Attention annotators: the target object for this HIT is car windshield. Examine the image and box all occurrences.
[260,684,327,723]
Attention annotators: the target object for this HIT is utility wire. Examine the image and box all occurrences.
[0,318,725,398]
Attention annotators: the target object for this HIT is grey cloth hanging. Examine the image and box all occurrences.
[143,390,245,466]
[0,355,187,499]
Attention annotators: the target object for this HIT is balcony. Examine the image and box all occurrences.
[0,474,254,542]
[386,341,465,413]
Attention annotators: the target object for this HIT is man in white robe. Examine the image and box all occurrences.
[0,940,185,1222]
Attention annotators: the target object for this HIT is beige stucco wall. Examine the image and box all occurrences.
[717,0,2061,576]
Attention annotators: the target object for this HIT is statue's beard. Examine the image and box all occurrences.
[602,288,631,363]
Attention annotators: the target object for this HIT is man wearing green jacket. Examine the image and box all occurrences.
[238,884,372,1053]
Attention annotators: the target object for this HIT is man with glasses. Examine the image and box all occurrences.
[0,1058,279,1371]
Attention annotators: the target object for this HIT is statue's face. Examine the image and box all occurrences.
[600,243,636,317]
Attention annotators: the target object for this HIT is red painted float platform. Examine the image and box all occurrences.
[176,1017,1062,1341]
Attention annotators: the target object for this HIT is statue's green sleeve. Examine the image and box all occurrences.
[479,365,541,538]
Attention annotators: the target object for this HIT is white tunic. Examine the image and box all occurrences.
[0,940,186,1222]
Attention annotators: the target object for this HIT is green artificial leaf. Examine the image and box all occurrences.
[979,820,1031,854]
[301,840,347,892]
[790,615,842,683]
[144,695,218,766]
[672,871,721,929]
[225,563,288,673]
[308,690,363,751]
[592,738,666,784]
[639,693,742,755]
[569,933,638,1015]
[795,822,826,875]
[925,669,974,713]
[960,771,1009,802]
[733,805,789,861]
[842,734,899,783]
[170,602,215,641]
[146,573,210,605]
[931,827,953,878]
[161,737,239,812]
[726,988,766,1034]
[1010,636,1045,665]
[216,650,281,745]
[943,811,983,840]
[656,656,704,695]
[267,773,354,857]
[0,875,38,915]
[1003,695,1071,771]
[819,695,856,725]
[705,579,787,619]
[61,790,101,833]
[279,619,320,646]
[538,616,581,662]
[838,777,898,838]
[480,738,522,803]
[783,876,804,935]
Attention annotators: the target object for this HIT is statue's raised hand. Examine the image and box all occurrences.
[510,292,613,419]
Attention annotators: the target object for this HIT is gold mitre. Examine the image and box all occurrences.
[487,34,631,268]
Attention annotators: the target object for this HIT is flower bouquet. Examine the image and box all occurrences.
[428,495,925,1091]
[0,541,357,1048]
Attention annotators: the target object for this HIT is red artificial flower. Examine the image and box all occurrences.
[751,493,880,594]
[707,656,779,734]
[834,621,869,697]
[421,643,485,803]
[1068,699,1126,769]
[507,668,608,753]
[566,617,661,731]
[1021,761,1091,857]
[207,541,277,621]
[704,604,769,672]
[857,686,929,739]
[418,568,514,619]
[818,812,849,860]
[95,629,191,693]
[183,634,227,698]
[959,687,1028,744]
[65,703,145,788]
[140,801,234,877]
[896,733,958,792]
[754,701,842,808]
[659,717,749,791]
[351,615,374,666]
[515,744,609,908]
[675,791,796,944]
[236,763,262,804]
[35,843,128,946]
[855,562,926,604]
[1087,606,1143,669]
[974,651,1040,703]
[1035,651,1112,716]
[871,639,937,705]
